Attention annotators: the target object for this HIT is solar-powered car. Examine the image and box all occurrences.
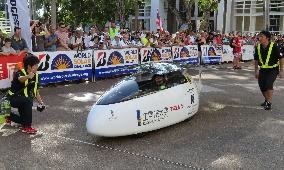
[86,62,199,137]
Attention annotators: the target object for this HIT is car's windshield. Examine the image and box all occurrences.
[96,78,139,105]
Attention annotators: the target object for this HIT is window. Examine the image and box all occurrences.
[96,78,139,105]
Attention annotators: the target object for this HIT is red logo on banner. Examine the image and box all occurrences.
[0,53,26,80]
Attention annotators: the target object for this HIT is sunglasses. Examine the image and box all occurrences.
[60,26,65,28]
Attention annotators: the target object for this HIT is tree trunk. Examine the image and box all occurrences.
[222,0,227,33]
[200,11,210,31]
[51,0,56,28]
[165,0,184,24]
[134,0,139,30]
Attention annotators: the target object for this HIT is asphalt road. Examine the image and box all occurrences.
[1,62,283,170]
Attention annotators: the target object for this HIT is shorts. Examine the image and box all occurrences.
[258,69,279,92]
[233,52,242,59]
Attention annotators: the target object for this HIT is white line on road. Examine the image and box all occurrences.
[40,132,206,170]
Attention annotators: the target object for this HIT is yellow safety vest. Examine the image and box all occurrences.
[257,42,279,69]
[109,28,119,39]
[8,69,38,97]
[141,38,151,47]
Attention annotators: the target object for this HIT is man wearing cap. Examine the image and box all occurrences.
[11,27,28,54]
[254,30,284,110]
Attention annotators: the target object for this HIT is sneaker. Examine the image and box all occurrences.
[264,102,272,110]
[21,127,37,134]
[261,101,267,107]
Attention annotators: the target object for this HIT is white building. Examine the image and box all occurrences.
[128,0,217,33]
[217,0,284,34]
[129,0,284,34]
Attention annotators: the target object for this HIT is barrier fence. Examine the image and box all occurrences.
[0,45,255,89]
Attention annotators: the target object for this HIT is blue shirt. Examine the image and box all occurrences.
[45,34,58,51]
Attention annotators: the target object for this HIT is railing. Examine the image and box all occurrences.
[0,18,11,33]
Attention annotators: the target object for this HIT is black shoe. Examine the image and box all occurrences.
[264,102,272,110]
[261,101,267,107]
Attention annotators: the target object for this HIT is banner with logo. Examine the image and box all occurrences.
[33,50,93,84]
[93,48,139,78]
[222,45,234,62]
[0,53,26,89]
[172,45,199,64]
[7,0,32,51]
[201,45,222,64]
[140,47,172,64]
[242,45,254,61]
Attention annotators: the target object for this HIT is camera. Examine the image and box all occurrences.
[37,104,46,112]
[36,22,42,27]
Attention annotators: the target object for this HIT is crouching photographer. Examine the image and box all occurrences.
[5,53,46,134]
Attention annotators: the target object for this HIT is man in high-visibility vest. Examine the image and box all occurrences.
[109,22,119,40]
[5,53,45,134]
[254,30,284,110]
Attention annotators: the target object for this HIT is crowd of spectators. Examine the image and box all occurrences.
[1,21,284,56]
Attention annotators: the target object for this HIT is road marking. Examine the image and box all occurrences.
[40,132,206,170]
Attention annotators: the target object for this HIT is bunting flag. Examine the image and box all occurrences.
[156,9,164,32]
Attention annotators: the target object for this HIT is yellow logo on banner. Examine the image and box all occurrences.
[51,54,73,70]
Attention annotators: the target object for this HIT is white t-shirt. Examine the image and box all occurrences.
[84,35,91,48]
[111,39,123,48]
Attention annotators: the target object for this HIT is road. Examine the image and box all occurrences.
[1,62,283,170]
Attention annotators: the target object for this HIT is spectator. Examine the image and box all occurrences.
[1,38,17,55]
[45,26,58,51]
[70,28,84,51]
[0,29,5,50]
[111,33,123,49]
[222,34,230,45]
[31,22,49,52]
[232,32,242,69]
[214,33,222,45]
[109,22,119,40]
[206,32,214,45]
[121,33,132,48]
[131,32,143,47]
[83,32,91,49]
[152,33,162,48]
[11,27,28,54]
[55,23,70,51]
[141,32,152,47]
[89,33,99,49]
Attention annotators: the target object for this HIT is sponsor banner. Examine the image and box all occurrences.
[94,48,139,78]
[172,45,199,64]
[7,0,32,51]
[34,50,93,84]
[0,53,26,89]
[222,45,234,62]
[201,45,222,64]
[242,45,254,61]
[140,47,172,64]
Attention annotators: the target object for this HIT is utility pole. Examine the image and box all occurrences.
[51,0,57,28]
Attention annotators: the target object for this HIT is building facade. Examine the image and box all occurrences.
[128,0,217,33]
[129,0,284,34]
[217,0,284,34]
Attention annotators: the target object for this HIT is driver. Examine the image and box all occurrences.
[154,75,167,90]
